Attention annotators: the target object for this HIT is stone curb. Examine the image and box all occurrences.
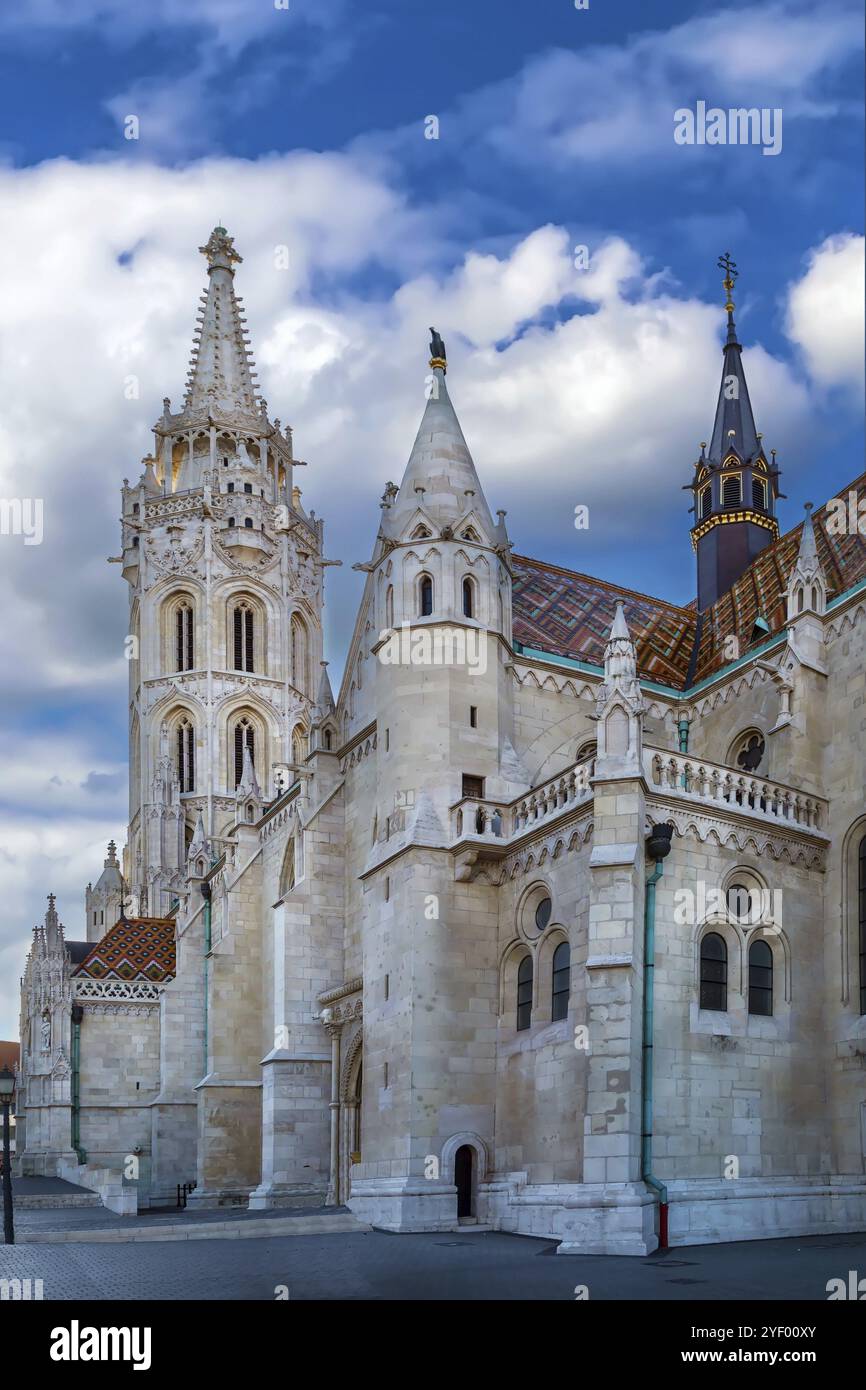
[18,1213,371,1245]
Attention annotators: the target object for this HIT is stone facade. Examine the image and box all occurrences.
[17,230,866,1249]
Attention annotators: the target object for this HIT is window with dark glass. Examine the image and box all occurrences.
[748,939,773,1016]
[517,955,532,1031]
[176,719,195,792]
[535,896,552,932]
[462,577,474,618]
[551,941,570,1021]
[726,883,751,923]
[419,575,433,616]
[234,718,254,787]
[233,603,254,671]
[176,603,194,672]
[699,932,727,1010]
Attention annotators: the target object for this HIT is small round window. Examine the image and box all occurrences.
[535,896,552,932]
[726,883,752,922]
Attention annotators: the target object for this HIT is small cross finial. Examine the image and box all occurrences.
[717,251,738,315]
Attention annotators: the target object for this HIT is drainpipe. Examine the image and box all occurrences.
[70,1004,86,1165]
[201,882,212,1079]
[643,823,673,1248]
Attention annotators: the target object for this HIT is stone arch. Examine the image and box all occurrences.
[841,813,866,1009]
[340,1026,363,1103]
[439,1130,490,1185]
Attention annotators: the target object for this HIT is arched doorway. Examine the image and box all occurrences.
[454,1144,474,1219]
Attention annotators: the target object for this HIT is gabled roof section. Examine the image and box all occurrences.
[72,917,176,982]
[512,557,698,690]
[693,472,866,683]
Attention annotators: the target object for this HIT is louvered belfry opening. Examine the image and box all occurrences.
[176,720,195,792]
[176,604,194,671]
[233,603,254,672]
[234,718,254,787]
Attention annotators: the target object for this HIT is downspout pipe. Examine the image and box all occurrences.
[70,1004,86,1165]
[643,822,673,1249]
[678,716,690,788]
[201,882,212,1079]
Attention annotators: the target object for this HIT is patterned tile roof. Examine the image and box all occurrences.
[512,559,699,690]
[72,918,176,982]
[694,473,866,684]
[512,472,866,693]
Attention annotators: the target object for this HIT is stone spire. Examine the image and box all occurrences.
[237,744,262,802]
[182,226,260,419]
[315,660,335,717]
[786,502,827,623]
[385,330,497,537]
[594,603,644,773]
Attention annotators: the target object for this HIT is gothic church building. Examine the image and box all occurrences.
[18,228,866,1252]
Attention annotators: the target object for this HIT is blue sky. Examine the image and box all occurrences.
[0,0,862,1033]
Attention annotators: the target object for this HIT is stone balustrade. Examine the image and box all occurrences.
[644,747,827,831]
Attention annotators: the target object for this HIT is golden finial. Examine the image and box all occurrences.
[717,251,738,315]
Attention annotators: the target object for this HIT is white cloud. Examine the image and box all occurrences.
[785,232,865,392]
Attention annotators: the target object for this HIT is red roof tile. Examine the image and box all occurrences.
[72,918,176,982]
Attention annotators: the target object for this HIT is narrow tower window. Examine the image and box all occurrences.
[176,718,195,792]
[722,475,741,508]
[419,574,433,617]
[752,477,767,510]
[462,577,474,618]
[233,602,255,672]
[233,717,255,787]
[748,939,773,1016]
[176,603,194,672]
[699,486,711,519]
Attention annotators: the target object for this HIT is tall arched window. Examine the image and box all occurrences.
[233,716,255,787]
[292,725,307,765]
[291,615,308,695]
[748,939,773,1016]
[462,577,474,619]
[176,717,195,792]
[517,954,533,1031]
[385,585,394,628]
[232,601,255,672]
[551,941,570,1021]
[419,574,433,617]
[860,835,866,1015]
[699,932,727,1011]
[176,602,194,671]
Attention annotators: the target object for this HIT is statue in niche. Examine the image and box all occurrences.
[41,1011,51,1051]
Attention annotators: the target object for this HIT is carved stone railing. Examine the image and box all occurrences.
[644,747,827,832]
[451,758,594,844]
[73,978,164,1002]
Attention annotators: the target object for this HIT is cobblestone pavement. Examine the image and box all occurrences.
[1,1230,864,1301]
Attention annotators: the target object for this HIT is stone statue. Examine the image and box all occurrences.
[429,327,446,361]
[41,1012,51,1051]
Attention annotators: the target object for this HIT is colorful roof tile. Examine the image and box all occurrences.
[72,918,176,982]
[512,471,866,693]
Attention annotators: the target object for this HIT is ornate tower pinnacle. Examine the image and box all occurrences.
[686,254,782,612]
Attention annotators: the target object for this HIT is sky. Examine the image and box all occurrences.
[0,0,863,1036]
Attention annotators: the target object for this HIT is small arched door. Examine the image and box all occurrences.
[454,1144,474,1219]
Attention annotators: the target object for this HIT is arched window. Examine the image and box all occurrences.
[860,835,866,1015]
[462,577,474,619]
[385,585,394,628]
[517,954,533,1031]
[419,574,433,617]
[176,602,194,671]
[233,716,255,788]
[722,475,741,508]
[292,725,307,765]
[291,615,308,695]
[551,941,570,1021]
[232,601,255,672]
[176,717,195,792]
[699,932,727,1011]
[748,939,773,1016]
[280,839,295,897]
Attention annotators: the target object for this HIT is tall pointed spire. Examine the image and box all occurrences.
[385,330,497,537]
[687,254,781,611]
[707,252,760,465]
[183,226,260,419]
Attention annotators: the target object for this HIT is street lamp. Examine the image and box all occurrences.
[0,1065,15,1245]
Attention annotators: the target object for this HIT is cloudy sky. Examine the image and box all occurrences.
[0,0,862,1035]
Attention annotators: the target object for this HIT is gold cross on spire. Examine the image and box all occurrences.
[717,251,738,314]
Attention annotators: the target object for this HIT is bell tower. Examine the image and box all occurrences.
[686,254,783,611]
[119,227,325,916]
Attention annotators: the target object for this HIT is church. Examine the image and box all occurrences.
[17,227,866,1253]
